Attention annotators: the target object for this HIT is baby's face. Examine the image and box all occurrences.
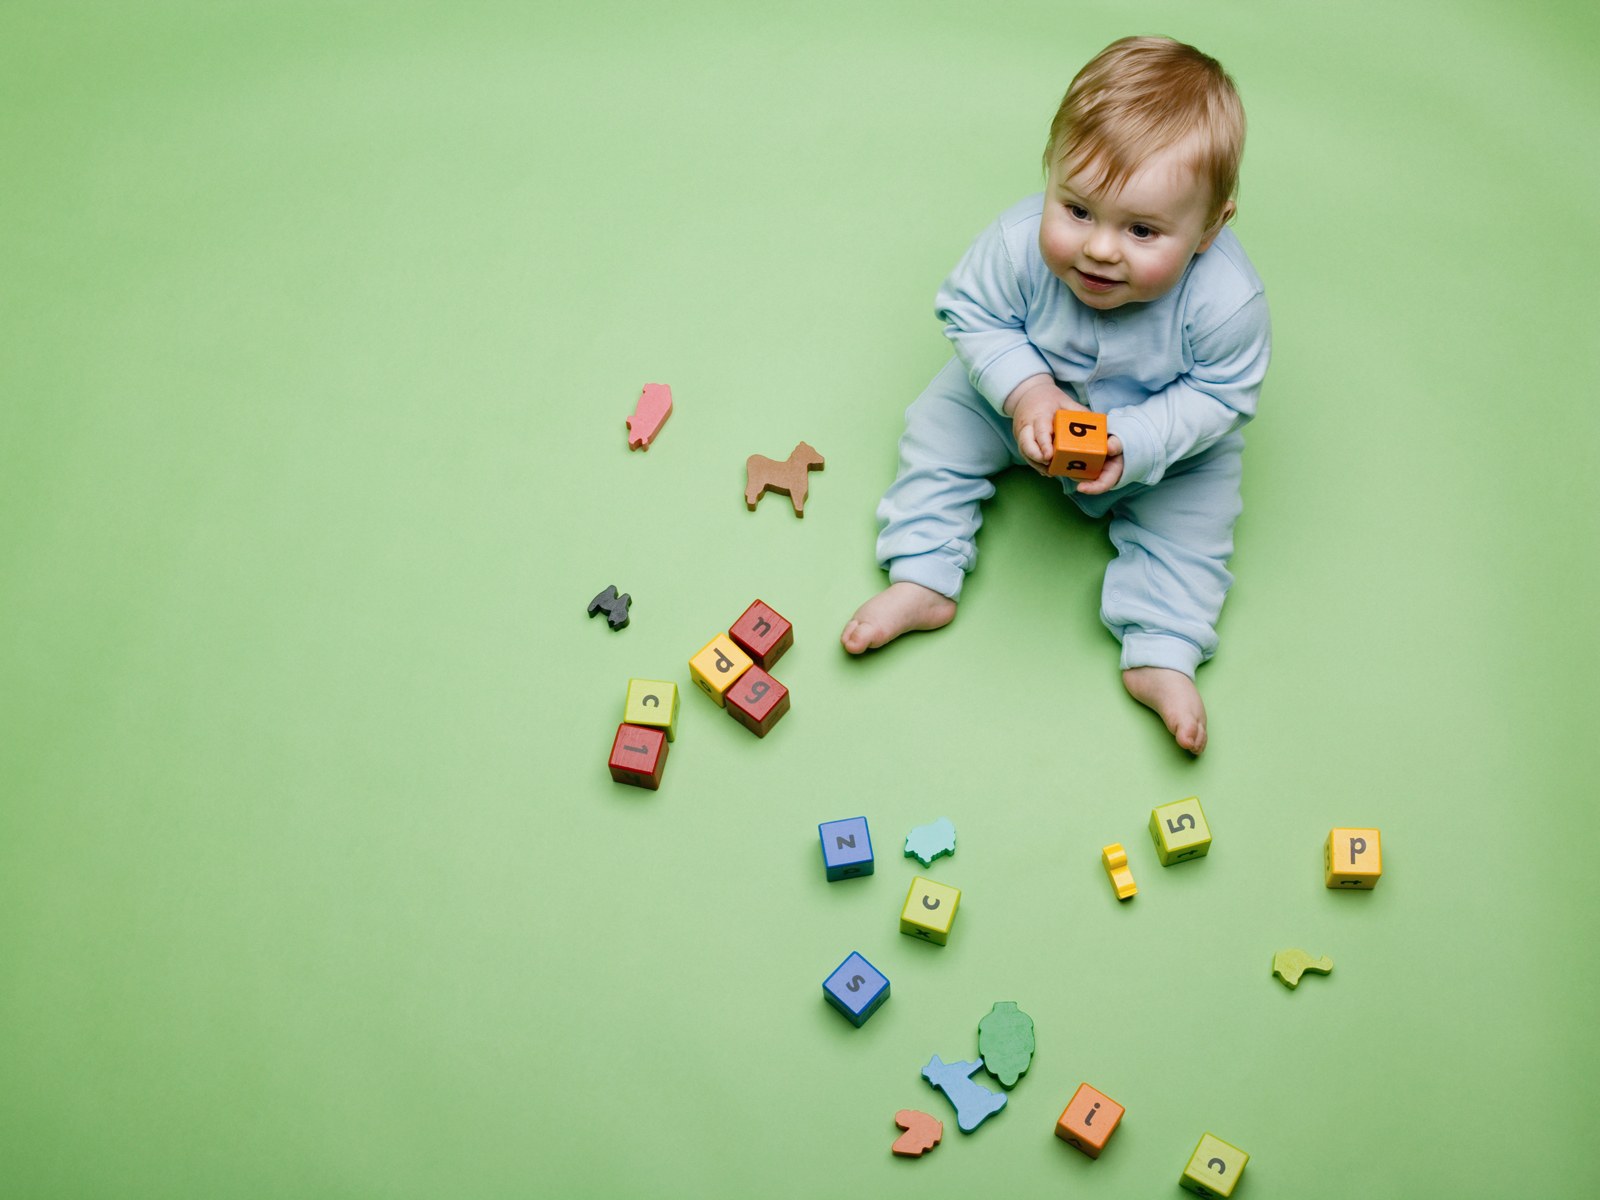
[1039,139,1232,310]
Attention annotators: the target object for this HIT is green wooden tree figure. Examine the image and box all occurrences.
[977,1002,1035,1088]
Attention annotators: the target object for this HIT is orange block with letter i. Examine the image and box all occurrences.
[1055,1082,1125,1158]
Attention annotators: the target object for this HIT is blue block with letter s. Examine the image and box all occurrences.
[823,951,890,1026]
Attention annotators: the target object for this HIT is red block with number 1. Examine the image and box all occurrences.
[609,723,668,789]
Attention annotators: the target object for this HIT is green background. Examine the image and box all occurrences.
[3,1,1597,1196]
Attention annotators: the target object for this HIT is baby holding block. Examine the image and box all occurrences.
[841,37,1271,755]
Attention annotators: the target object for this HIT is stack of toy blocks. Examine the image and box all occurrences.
[608,678,678,790]
[688,600,793,737]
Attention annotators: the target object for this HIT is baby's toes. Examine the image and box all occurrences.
[1176,718,1207,755]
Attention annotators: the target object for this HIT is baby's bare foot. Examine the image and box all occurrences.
[1122,667,1208,755]
[840,582,956,654]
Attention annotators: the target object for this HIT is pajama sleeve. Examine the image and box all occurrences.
[935,219,1054,415]
[1106,291,1271,487]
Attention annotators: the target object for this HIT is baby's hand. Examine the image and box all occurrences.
[1009,381,1087,475]
[1073,436,1124,495]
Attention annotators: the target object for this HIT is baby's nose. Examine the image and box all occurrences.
[1086,227,1120,261]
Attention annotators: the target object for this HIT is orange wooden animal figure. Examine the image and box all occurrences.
[891,1109,943,1157]
[745,442,825,517]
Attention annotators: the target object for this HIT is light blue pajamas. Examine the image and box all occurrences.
[875,194,1270,677]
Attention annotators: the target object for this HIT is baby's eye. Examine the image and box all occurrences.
[1067,204,1090,220]
[1130,224,1156,240]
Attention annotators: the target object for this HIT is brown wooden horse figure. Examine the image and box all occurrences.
[745,441,825,517]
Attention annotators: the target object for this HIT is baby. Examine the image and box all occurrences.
[841,36,1270,756]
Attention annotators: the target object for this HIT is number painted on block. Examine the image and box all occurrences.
[1166,813,1197,833]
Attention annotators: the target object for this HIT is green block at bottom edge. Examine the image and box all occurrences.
[1179,1132,1248,1197]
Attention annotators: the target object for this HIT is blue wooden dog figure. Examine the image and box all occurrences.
[921,1055,1007,1132]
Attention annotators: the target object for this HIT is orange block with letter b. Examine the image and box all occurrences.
[1048,410,1108,480]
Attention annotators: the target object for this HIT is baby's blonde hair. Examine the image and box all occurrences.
[1043,36,1245,224]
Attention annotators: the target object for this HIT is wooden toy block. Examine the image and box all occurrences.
[626,382,673,450]
[745,441,825,516]
[1054,1083,1125,1158]
[1102,843,1137,900]
[1047,410,1108,480]
[1273,948,1334,989]
[728,599,794,669]
[819,817,874,881]
[1325,827,1382,889]
[891,1110,943,1157]
[607,723,667,789]
[1180,1133,1249,1197]
[587,585,631,630]
[921,1055,1006,1132]
[901,876,961,944]
[904,817,956,866]
[688,634,753,707]
[822,951,889,1026]
[623,678,678,741]
[1150,796,1212,865]
[977,1002,1035,1088]
[725,665,790,737]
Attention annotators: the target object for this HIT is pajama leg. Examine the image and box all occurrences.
[875,357,1023,601]
[1099,435,1245,676]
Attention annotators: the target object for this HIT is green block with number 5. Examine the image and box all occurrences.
[1149,797,1212,866]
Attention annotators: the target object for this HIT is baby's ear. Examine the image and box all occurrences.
[1198,200,1237,252]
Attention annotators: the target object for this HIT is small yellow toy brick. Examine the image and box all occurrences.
[1325,827,1382,889]
[1102,844,1136,901]
[1179,1132,1249,1197]
[901,876,961,944]
[1150,796,1211,865]
[688,634,753,707]
[623,678,679,741]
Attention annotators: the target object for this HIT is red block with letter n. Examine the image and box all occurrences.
[728,599,793,670]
